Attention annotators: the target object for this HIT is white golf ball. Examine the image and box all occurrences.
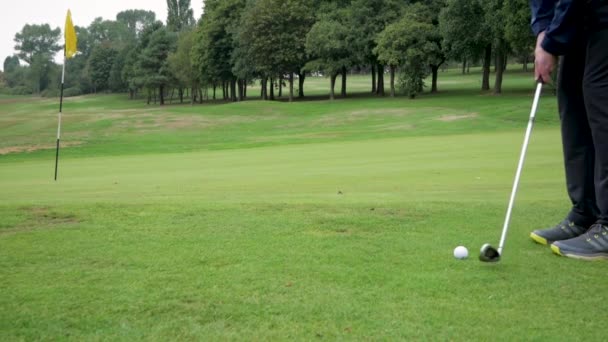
[453,246,469,259]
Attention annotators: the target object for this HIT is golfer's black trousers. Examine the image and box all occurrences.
[559,21,608,226]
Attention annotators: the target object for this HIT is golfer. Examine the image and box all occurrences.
[529,0,608,260]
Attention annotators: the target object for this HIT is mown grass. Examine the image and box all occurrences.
[0,68,557,161]
[1,69,603,341]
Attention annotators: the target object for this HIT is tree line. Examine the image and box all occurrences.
[0,0,534,103]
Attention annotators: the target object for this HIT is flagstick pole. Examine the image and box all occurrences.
[54,52,66,181]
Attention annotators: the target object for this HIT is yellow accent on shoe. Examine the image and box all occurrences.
[551,244,563,256]
[553,250,608,261]
[530,232,548,245]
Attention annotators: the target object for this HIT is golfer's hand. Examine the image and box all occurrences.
[534,32,557,84]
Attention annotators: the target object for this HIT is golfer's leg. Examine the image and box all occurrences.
[583,27,608,226]
[558,45,599,226]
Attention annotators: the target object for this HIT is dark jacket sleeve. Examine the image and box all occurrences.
[530,0,583,56]
[541,0,583,55]
[530,0,557,35]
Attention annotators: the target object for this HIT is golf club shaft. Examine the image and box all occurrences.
[498,82,543,254]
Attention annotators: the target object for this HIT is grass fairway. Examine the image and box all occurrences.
[1,70,605,340]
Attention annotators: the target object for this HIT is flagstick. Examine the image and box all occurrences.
[54,53,66,181]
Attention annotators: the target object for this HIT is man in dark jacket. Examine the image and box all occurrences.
[529,0,608,260]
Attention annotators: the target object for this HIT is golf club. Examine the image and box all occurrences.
[480,81,544,262]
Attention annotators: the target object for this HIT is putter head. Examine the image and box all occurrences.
[479,243,501,262]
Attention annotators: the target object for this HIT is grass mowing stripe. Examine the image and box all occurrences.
[1,129,564,205]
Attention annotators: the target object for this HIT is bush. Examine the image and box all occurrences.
[8,86,32,95]
[62,87,82,97]
[398,52,428,99]
[41,88,60,97]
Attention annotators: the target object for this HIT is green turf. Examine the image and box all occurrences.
[1,69,604,340]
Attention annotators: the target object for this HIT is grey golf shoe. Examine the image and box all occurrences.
[530,219,588,245]
[551,224,608,260]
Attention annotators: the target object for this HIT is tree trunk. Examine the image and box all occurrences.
[244,79,247,99]
[231,78,237,102]
[377,64,385,96]
[298,72,305,98]
[462,58,467,75]
[523,55,529,72]
[341,66,347,97]
[289,72,294,102]
[389,65,396,97]
[269,78,275,100]
[494,40,506,95]
[279,75,283,97]
[330,73,337,100]
[262,78,268,100]
[179,88,184,103]
[371,64,377,93]
[238,79,243,101]
[482,44,492,91]
[431,65,439,93]
[213,83,216,100]
[159,85,165,105]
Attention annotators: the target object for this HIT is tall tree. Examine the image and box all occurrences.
[376,17,436,98]
[109,46,130,92]
[440,0,494,91]
[122,21,164,99]
[88,44,118,93]
[169,30,199,103]
[167,0,196,32]
[87,18,132,48]
[375,20,407,97]
[116,9,157,38]
[305,19,352,100]
[138,25,176,105]
[3,56,20,74]
[406,1,447,93]
[238,0,315,102]
[13,24,61,94]
[503,0,534,71]
[240,0,314,101]
[193,0,246,102]
[483,0,508,94]
[13,24,61,65]
[28,54,55,94]
[439,0,487,76]
[349,0,404,96]
[3,55,27,89]
[313,1,356,98]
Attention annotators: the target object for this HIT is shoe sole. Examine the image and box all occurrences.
[530,232,549,245]
[551,244,608,261]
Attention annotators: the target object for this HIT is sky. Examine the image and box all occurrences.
[0,0,203,71]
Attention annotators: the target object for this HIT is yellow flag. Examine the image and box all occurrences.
[64,10,77,59]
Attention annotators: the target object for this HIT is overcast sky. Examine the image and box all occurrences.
[0,0,203,71]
